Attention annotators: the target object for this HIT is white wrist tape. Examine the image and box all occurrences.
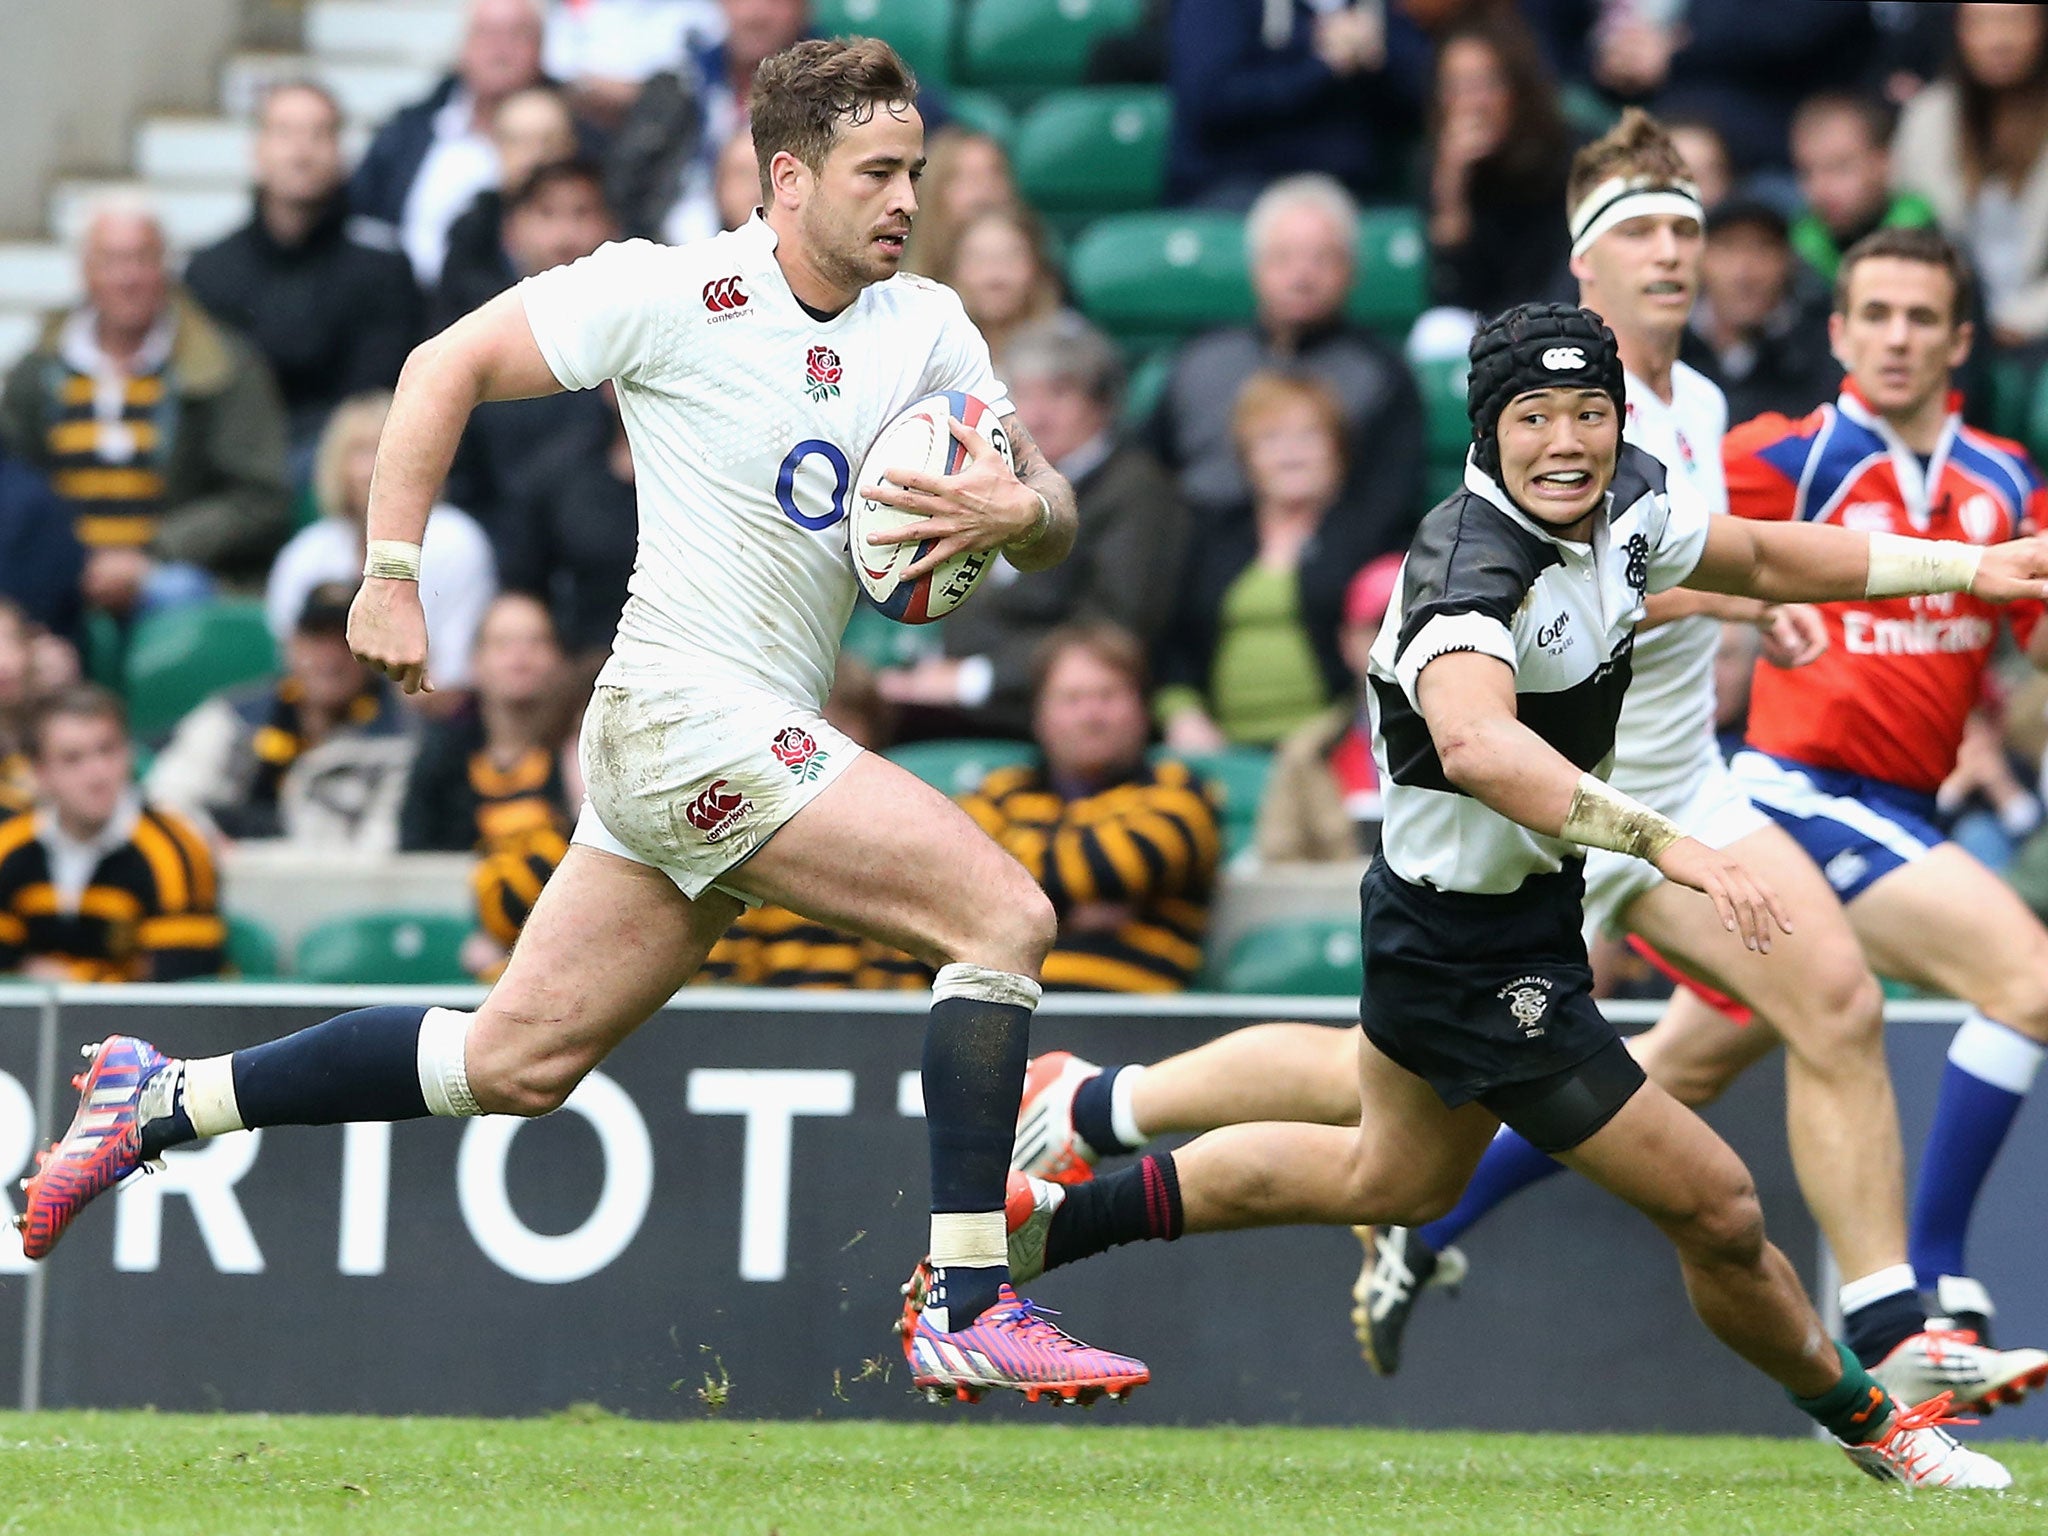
[363,538,423,581]
[1864,532,1981,599]
[1561,773,1685,862]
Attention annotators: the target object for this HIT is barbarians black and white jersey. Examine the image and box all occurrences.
[1366,446,1711,893]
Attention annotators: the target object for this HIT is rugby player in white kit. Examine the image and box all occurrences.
[15,37,1147,1405]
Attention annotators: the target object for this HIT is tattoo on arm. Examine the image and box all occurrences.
[999,412,1078,569]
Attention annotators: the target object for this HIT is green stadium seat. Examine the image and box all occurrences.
[225,913,283,979]
[814,0,955,84]
[1414,355,1473,474]
[1013,88,1168,214]
[1560,81,1620,142]
[888,738,1037,797]
[840,600,940,670]
[295,912,472,985]
[1069,212,1254,344]
[123,599,278,741]
[1075,207,1430,346]
[1210,916,1361,995]
[946,89,1017,144]
[960,0,1144,91]
[1120,347,1173,431]
[1160,745,1272,863]
[1985,354,2036,444]
[1345,207,1428,337]
[84,609,124,688]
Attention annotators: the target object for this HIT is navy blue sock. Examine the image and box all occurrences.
[1070,1064,1136,1155]
[141,1005,433,1158]
[922,990,1031,1327]
[1843,1286,1926,1368]
[1910,1016,2042,1288]
[1044,1153,1183,1271]
[1417,1128,1564,1251]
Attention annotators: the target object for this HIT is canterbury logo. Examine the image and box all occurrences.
[682,778,752,841]
[1541,346,1586,370]
[702,276,749,313]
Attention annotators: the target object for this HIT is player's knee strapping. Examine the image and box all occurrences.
[1478,1036,1647,1155]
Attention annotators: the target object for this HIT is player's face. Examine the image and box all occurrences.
[35,715,131,833]
[795,104,925,292]
[1830,256,1971,420]
[1573,211,1701,345]
[1496,387,1618,532]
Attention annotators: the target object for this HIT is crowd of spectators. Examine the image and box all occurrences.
[7,0,2048,994]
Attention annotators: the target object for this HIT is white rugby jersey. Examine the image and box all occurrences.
[1611,362,1729,799]
[1367,447,1711,894]
[519,217,1011,709]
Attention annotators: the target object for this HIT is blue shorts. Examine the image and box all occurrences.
[1726,750,1945,903]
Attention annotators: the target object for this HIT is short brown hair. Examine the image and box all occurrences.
[1834,226,1975,327]
[28,683,126,759]
[1230,372,1349,474]
[1031,622,1150,710]
[1566,107,1692,217]
[749,37,917,193]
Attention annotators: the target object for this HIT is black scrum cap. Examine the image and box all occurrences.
[1466,302,1626,475]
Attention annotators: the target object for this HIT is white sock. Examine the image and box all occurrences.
[1839,1262,1917,1316]
[1948,1013,2046,1094]
[177,1055,244,1138]
[1110,1064,1149,1150]
[415,1007,482,1117]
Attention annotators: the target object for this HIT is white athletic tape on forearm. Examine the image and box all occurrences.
[933,963,1043,1011]
[1561,773,1685,861]
[417,1006,482,1117]
[363,539,423,581]
[181,1055,245,1138]
[1864,532,1982,599]
[929,1210,1009,1269]
[1948,1013,2046,1095]
[1568,176,1704,258]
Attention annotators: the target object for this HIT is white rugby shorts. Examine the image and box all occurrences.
[1581,757,1770,939]
[572,680,862,901]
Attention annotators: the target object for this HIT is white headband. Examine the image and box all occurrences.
[1568,175,1704,258]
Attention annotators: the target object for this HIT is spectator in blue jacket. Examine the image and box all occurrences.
[1165,0,1430,207]
[0,443,84,648]
[349,0,551,286]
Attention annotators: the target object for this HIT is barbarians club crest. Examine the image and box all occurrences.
[1623,532,1650,595]
[804,345,842,403]
[1497,975,1553,1039]
[770,724,829,782]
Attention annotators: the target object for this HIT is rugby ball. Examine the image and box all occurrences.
[851,390,1014,624]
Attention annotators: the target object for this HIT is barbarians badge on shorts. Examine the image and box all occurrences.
[804,345,843,403]
[1497,975,1554,1039]
[770,725,829,783]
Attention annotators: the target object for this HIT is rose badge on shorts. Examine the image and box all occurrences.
[771,725,830,783]
[805,345,842,403]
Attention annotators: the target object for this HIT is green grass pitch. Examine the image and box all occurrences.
[2,1412,2045,1535]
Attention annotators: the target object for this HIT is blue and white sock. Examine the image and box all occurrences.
[139,1005,477,1158]
[1070,1064,1147,1157]
[1416,1126,1564,1252]
[1840,1263,1925,1367]
[1910,1013,2044,1289]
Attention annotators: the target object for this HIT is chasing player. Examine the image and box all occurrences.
[985,297,2048,1486]
[1016,112,2048,1415]
[14,37,1146,1406]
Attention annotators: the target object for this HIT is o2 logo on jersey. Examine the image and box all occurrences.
[775,440,851,532]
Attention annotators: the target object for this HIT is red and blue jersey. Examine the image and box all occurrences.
[1724,383,2046,794]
